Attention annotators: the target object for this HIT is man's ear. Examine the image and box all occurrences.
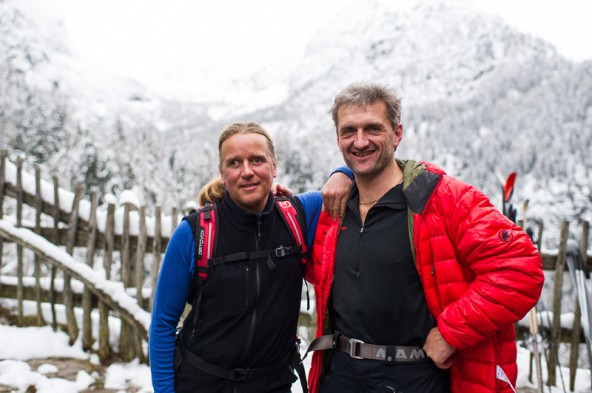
[394,123,404,149]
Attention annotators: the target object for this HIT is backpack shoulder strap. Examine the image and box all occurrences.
[183,203,217,343]
[196,203,217,281]
[275,196,307,265]
[183,203,217,282]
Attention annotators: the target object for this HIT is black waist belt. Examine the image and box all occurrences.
[305,333,430,365]
[178,345,290,382]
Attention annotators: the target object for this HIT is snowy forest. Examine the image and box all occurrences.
[1,0,591,249]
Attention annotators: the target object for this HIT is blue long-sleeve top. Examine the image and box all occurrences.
[149,191,325,392]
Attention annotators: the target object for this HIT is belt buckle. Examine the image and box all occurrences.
[349,338,364,359]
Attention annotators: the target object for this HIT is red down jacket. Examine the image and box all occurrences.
[308,160,544,393]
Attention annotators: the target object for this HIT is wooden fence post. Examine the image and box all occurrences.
[150,205,162,310]
[16,157,24,325]
[64,185,84,345]
[134,206,147,361]
[120,203,134,361]
[570,220,591,390]
[34,165,44,326]
[0,150,6,294]
[82,192,98,351]
[171,207,179,232]
[99,203,116,362]
[49,175,60,330]
[548,221,569,386]
[135,206,147,308]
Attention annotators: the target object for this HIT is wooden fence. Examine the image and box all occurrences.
[0,150,591,391]
[0,150,179,363]
[517,217,591,391]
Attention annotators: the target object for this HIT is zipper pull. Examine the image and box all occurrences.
[257,218,262,240]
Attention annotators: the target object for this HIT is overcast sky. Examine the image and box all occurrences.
[16,0,592,100]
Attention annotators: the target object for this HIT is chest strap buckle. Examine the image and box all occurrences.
[274,246,287,257]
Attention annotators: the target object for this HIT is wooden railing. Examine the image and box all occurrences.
[0,150,181,363]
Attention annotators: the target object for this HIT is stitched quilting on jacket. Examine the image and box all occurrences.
[308,160,544,393]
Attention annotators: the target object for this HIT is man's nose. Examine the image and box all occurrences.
[353,129,369,147]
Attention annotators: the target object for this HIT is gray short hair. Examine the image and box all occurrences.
[331,82,402,129]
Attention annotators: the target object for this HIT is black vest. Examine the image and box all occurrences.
[177,192,305,391]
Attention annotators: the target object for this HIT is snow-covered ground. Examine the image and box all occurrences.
[0,299,591,392]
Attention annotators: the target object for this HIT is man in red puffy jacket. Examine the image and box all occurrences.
[309,82,544,393]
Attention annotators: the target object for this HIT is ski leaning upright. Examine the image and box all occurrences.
[498,171,544,392]
[565,240,592,388]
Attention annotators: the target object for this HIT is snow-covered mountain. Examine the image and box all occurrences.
[0,0,222,209]
[1,0,590,247]
[246,1,592,246]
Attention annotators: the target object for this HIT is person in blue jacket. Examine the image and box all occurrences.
[149,122,352,393]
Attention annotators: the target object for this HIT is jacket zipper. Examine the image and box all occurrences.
[354,226,364,272]
[240,218,262,364]
[243,261,260,360]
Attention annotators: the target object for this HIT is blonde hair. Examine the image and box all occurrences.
[197,122,277,205]
[198,176,225,205]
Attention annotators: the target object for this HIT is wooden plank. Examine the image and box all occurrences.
[0,280,156,310]
[3,182,171,250]
[1,226,170,252]
[121,204,131,287]
[135,206,147,307]
[82,192,98,351]
[49,175,60,330]
[34,165,44,326]
[0,150,6,295]
[570,279,583,391]
[171,207,179,232]
[571,221,590,390]
[150,205,162,310]
[133,206,148,362]
[0,149,6,218]
[103,204,115,280]
[119,204,134,361]
[16,157,24,325]
[63,185,84,344]
[548,221,569,386]
[3,182,91,230]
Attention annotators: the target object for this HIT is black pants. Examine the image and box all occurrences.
[320,350,450,393]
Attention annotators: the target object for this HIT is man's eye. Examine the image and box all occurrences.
[340,128,354,136]
[252,158,262,164]
[229,160,240,167]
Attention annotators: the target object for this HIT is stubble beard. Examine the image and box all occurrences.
[346,150,393,180]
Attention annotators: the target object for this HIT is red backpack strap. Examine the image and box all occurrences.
[275,197,307,266]
[185,203,217,343]
[195,203,217,281]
